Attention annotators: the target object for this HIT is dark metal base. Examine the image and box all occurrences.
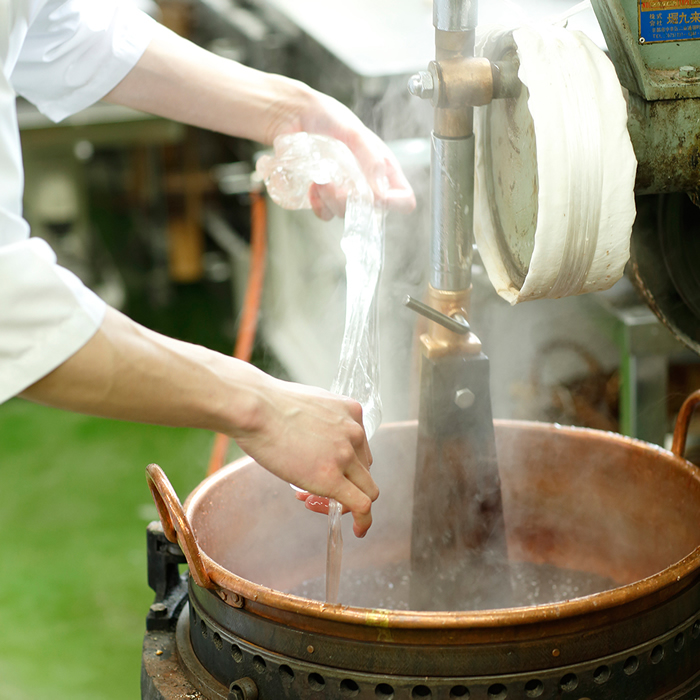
[142,601,700,700]
[189,593,700,700]
[141,623,202,700]
[142,605,231,700]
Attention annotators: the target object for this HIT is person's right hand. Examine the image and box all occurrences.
[228,370,379,538]
[268,89,416,222]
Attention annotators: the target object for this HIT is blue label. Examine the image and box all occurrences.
[639,1,700,43]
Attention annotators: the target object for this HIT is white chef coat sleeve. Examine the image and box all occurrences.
[0,237,106,403]
[11,0,156,122]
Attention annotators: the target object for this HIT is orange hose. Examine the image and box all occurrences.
[207,191,267,475]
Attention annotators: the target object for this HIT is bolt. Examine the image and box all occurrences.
[407,71,434,99]
[680,65,697,79]
[150,602,168,618]
[455,388,476,409]
[228,678,258,700]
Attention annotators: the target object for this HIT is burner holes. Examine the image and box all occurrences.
[488,684,507,699]
[200,620,208,638]
[559,674,578,692]
[623,656,639,675]
[212,632,223,651]
[308,673,325,691]
[340,679,360,697]
[693,620,700,639]
[411,686,432,698]
[524,679,544,698]
[674,633,685,652]
[231,644,243,663]
[449,686,469,698]
[375,683,395,699]
[279,665,294,684]
[253,655,267,672]
[650,645,664,664]
[593,665,611,685]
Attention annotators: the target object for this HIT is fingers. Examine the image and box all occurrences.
[373,156,416,213]
[299,490,373,538]
[342,131,416,211]
[308,149,415,221]
[296,492,349,515]
[342,484,375,538]
[309,182,347,220]
[291,423,379,539]
[345,458,378,501]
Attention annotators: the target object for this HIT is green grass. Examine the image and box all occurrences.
[0,398,242,700]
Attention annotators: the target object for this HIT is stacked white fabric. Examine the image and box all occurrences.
[474,23,637,305]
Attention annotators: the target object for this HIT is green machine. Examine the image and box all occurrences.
[593,0,700,362]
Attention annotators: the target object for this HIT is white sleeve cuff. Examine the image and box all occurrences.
[12,1,157,122]
[0,237,106,403]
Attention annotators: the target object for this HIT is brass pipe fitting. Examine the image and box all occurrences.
[419,286,483,358]
[432,56,495,109]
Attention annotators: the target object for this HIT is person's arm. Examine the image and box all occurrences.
[104,23,415,219]
[19,307,378,538]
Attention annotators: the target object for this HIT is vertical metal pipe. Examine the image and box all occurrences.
[429,0,477,293]
[430,134,475,291]
[433,0,477,32]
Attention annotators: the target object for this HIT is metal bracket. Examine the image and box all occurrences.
[146,520,189,631]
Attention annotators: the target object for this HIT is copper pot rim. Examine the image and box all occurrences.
[183,418,700,630]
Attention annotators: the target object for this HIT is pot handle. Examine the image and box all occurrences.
[671,389,700,458]
[146,463,214,589]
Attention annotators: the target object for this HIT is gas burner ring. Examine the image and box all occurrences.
[183,600,700,700]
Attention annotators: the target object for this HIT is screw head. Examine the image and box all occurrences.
[150,602,168,618]
[680,65,697,79]
[407,71,434,99]
[455,388,476,409]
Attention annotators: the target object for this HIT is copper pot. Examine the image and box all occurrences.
[146,391,700,698]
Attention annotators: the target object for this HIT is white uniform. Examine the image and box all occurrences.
[0,0,155,402]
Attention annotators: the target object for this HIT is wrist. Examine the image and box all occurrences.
[201,354,271,438]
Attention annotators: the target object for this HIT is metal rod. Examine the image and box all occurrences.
[404,295,470,334]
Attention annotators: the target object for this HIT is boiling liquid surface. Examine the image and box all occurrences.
[291,559,617,611]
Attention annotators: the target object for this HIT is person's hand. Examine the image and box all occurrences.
[229,371,379,538]
[267,90,416,221]
[104,24,414,222]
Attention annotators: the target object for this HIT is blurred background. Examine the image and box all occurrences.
[3,0,700,697]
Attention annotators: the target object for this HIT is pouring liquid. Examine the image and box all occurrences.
[325,222,384,603]
[326,499,343,602]
[255,133,384,605]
